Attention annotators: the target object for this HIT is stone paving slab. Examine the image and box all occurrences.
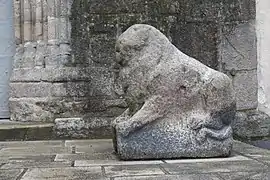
[75,160,164,167]
[233,141,270,155]
[113,174,221,180]
[65,139,113,147]
[0,146,69,156]
[104,164,165,177]
[0,140,64,148]
[233,140,270,166]
[0,139,269,179]
[20,167,105,180]
[75,144,114,154]
[161,160,269,175]
[0,169,25,180]
[1,154,56,161]
[163,154,250,164]
[55,153,117,161]
[0,160,72,170]
[218,171,270,180]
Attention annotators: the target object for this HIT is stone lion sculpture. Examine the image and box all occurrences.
[112,24,236,160]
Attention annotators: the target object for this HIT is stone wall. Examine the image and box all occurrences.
[10,0,126,138]
[70,0,257,111]
[11,0,266,139]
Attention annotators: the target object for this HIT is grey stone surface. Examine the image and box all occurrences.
[21,167,105,180]
[10,0,259,141]
[164,154,250,164]
[0,139,269,179]
[0,160,71,169]
[112,24,236,160]
[74,143,114,154]
[104,165,165,177]
[10,68,42,82]
[218,21,257,71]
[113,174,221,180]
[171,22,218,70]
[0,120,55,141]
[11,67,114,83]
[54,153,117,162]
[0,146,68,157]
[0,169,24,180]
[232,141,270,166]
[7,155,55,161]
[54,117,115,139]
[75,160,163,167]
[54,118,87,138]
[162,160,268,174]
[10,97,125,126]
[0,140,64,148]
[70,0,256,71]
[233,140,270,155]
[70,0,255,21]
[233,110,270,138]
[9,98,53,122]
[233,70,258,110]
[51,81,113,97]
[10,82,52,98]
[64,139,113,147]
[41,67,112,82]
[218,171,270,180]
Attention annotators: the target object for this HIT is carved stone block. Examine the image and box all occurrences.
[112,24,236,160]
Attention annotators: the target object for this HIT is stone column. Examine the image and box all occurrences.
[257,0,270,116]
[0,0,15,118]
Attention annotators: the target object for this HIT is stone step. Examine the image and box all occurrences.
[54,117,113,139]
[0,117,114,141]
[0,120,54,141]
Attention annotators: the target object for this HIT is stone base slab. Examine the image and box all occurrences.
[233,110,270,139]
[113,126,233,160]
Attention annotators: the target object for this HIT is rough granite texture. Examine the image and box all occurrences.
[112,24,236,160]
[10,0,267,140]
[233,110,270,139]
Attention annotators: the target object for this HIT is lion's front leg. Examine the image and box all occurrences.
[116,95,165,137]
[112,108,130,129]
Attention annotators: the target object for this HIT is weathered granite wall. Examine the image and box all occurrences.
[11,0,264,139]
[70,0,257,111]
[10,0,126,138]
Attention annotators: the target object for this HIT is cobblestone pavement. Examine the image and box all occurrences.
[0,140,269,180]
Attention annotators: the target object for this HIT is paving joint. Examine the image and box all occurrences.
[15,168,28,180]
[50,155,57,162]
[0,163,4,168]
[232,150,270,167]
[101,166,107,177]
[216,172,227,180]
[158,164,170,175]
